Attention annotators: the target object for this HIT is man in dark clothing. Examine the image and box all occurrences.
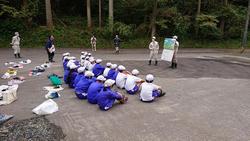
[45,35,55,62]
[113,35,121,54]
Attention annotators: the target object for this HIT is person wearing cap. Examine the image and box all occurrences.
[125,69,144,95]
[92,59,105,77]
[63,56,70,71]
[75,71,96,99]
[96,79,128,111]
[115,65,128,89]
[113,35,121,54]
[87,57,95,71]
[80,52,86,62]
[87,75,106,104]
[67,63,78,88]
[171,36,179,69]
[140,74,166,102]
[64,60,73,84]
[107,64,118,80]
[87,53,92,57]
[45,35,55,62]
[73,67,86,87]
[62,52,70,61]
[10,32,21,58]
[103,62,112,78]
[83,56,90,68]
[91,35,97,51]
[148,36,159,66]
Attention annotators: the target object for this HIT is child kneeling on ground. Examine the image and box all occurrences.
[96,79,128,111]
[140,74,166,102]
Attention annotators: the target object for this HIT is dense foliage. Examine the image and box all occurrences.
[0,0,249,48]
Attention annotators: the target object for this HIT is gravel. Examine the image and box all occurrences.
[0,116,65,141]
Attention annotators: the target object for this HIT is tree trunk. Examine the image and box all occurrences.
[151,0,157,37]
[220,0,228,35]
[197,0,201,15]
[45,0,53,29]
[241,0,250,52]
[87,0,91,28]
[109,0,114,32]
[99,0,102,28]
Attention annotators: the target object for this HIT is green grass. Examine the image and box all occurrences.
[0,26,249,49]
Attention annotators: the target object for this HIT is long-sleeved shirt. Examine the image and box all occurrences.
[149,41,159,51]
[87,82,104,104]
[92,63,105,77]
[75,76,95,95]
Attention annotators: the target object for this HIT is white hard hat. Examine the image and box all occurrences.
[62,52,70,56]
[118,65,126,71]
[70,63,78,69]
[96,59,102,63]
[106,62,112,67]
[104,79,116,87]
[96,75,106,81]
[111,64,117,69]
[81,51,85,55]
[146,74,154,81]
[85,71,94,77]
[152,36,156,39]
[88,53,92,56]
[132,69,139,75]
[89,57,95,62]
[173,36,178,39]
[77,67,85,73]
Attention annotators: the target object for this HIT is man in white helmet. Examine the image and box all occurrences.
[73,66,86,87]
[87,75,106,104]
[10,32,21,58]
[107,64,118,80]
[148,36,159,66]
[92,59,105,77]
[67,63,78,88]
[171,35,179,69]
[116,65,129,89]
[91,35,97,51]
[75,71,95,99]
[103,62,112,78]
[140,74,165,102]
[87,57,95,71]
[96,79,128,111]
[124,69,144,95]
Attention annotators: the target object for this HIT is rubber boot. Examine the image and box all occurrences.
[158,90,166,97]
[148,60,151,65]
[14,54,17,58]
[155,60,158,66]
[175,63,177,69]
[171,62,174,69]
[18,53,21,58]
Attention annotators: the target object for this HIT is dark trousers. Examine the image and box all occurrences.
[46,49,54,62]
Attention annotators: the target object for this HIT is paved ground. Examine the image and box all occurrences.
[1,48,250,141]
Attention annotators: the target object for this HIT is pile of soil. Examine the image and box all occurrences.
[0,116,65,141]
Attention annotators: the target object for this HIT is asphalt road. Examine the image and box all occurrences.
[1,48,250,141]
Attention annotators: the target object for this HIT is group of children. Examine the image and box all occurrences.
[62,51,165,111]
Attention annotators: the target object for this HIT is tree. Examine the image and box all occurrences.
[99,0,102,28]
[151,0,158,37]
[87,0,91,28]
[197,0,201,15]
[241,0,250,52]
[220,0,228,35]
[109,0,113,32]
[45,0,53,29]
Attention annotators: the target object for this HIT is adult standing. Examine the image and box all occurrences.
[148,36,159,66]
[171,36,179,69]
[113,35,121,54]
[10,32,21,58]
[91,35,97,51]
[45,35,55,62]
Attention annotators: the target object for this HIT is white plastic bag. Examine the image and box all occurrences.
[32,99,58,115]
[0,85,18,105]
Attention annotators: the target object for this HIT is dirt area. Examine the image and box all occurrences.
[0,116,65,141]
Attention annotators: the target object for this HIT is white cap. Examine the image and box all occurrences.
[68,56,76,60]
[173,36,178,39]
[85,71,94,77]
[96,59,102,63]
[77,67,85,73]
[146,74,154,81]
[106,62,112,67]
[111,64,117,69]
[84,52,88,56]
[81,51,85,55]
[118,65,126,71]
[152,36,156,39]
[132,69,139,75]
[70,63,78,69]
[62,52,70,56]
[104,79,116,87]
[96,75,106,81]
[85,56,90,60]
[88,53,92,56]
[89,57,95,62]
